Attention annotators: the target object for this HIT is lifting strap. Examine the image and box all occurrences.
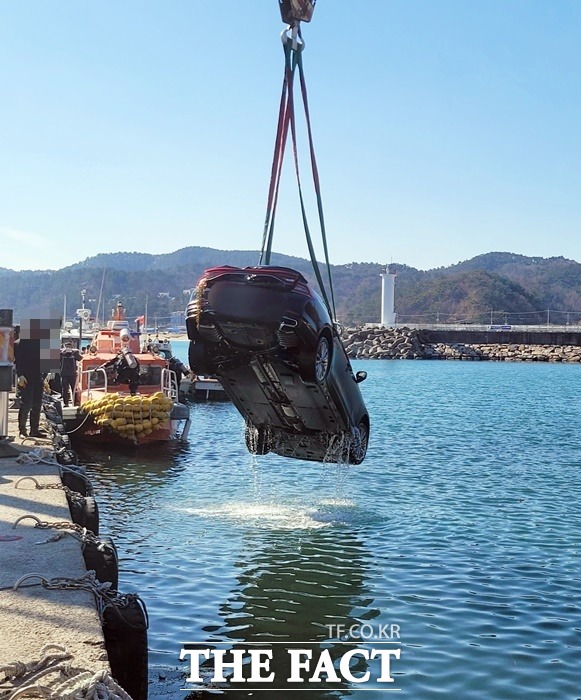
[259,25,336,321]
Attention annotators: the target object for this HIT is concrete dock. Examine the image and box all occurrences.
[0,404,110,694]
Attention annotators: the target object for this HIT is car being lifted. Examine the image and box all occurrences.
[186,265,370,464]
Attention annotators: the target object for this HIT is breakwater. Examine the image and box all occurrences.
[342,327,581,362]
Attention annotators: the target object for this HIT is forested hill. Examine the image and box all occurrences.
[1,249,581,327]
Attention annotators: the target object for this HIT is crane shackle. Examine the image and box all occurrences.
[279,0,316,25]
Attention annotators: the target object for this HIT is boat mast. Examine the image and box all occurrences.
[95,268,106,327]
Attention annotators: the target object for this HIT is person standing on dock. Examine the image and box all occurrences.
[60,340,82,407]
[14,310,60,438]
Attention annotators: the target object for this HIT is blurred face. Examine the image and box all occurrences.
[19,307,61,372]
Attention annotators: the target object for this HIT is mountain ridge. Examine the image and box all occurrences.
[2,249,580,327]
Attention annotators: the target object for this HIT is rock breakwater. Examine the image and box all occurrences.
[341,327,581,363]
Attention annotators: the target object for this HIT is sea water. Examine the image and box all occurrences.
[79,345,581,699]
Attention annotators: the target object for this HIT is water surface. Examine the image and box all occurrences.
[80,353,581,699]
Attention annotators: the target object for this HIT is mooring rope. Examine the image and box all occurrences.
[0,644,133,699]
[62,413,92,434]
[12,572,148,630]
[15,449,58,467]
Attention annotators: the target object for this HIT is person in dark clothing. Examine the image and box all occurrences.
[102,347,140,396]
[168,356,191,388]
[60,341,82,407]
[14,311,61,438]
[14,331,45,438]
[168,355,191,402]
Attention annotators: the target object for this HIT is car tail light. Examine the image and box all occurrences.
[292,280,312,296]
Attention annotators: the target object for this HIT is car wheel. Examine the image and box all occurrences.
[348,421,369,465]
[244,423,271,455]
[299,333,331,385]
[188,340,210,375]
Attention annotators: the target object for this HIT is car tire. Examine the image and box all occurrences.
[244,423,271,455]
[348,421,369,465]
[188,340,210,375]
[299,332,331,385]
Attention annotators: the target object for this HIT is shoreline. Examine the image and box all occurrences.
[164,333,188,342]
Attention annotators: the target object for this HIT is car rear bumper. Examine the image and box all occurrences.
[188,281,324,351]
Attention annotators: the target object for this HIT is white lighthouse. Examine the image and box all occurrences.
[380,264,397,327]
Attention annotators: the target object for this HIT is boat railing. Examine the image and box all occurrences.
[79,367,108,402]
[162,368,178,402]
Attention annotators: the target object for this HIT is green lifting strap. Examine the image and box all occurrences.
[295,48,336,320]
[260,28,336,321]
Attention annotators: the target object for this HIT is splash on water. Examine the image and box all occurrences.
[179,497,366,530]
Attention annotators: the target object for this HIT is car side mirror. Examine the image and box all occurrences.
[355,371,367,383]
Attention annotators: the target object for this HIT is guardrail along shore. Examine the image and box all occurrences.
[342,326,581,361]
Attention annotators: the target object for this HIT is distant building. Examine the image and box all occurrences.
[170,311,185,332]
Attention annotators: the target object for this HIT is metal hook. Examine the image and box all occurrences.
[13,573,49,590]
[281,26,305,52]
[14,476,41,489]
[12,514,42,529]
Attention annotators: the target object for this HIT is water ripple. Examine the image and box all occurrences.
[85,358,581,699]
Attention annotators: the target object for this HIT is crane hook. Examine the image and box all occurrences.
[279,0,316,26]
[281,24,305,53]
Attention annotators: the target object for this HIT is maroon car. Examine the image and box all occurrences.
[186,266,369,464]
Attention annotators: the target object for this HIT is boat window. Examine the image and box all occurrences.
[139,365,162,386]
[89,367,111,388]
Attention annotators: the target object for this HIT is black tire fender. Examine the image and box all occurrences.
[83,496,100,535]
[56,447,80,468]
[67,494,99,534]
[62,466,94,497]
[103,594,148,700]
[83,535,119,591]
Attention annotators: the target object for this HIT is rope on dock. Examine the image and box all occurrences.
[12,572,148,630]
[13,451,90,492]
[14,449,59,467]
[0,643,133,699]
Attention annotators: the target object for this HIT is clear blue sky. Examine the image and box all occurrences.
[1,1,580,272]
